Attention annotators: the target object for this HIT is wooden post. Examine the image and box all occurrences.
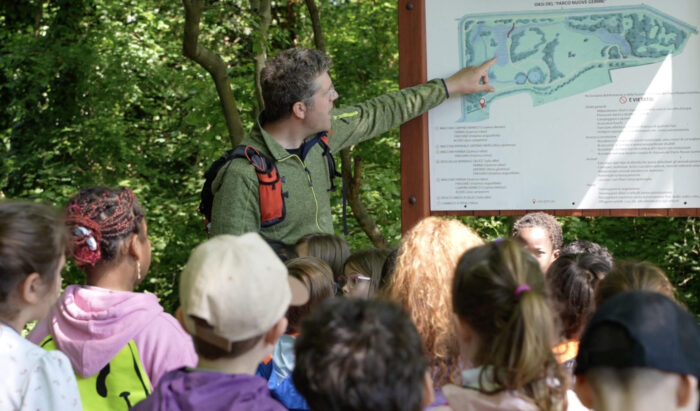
[398,0,430,234]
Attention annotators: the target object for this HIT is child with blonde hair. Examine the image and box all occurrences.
[295,232,350,292]
[595,260,675,306]
[438,240,566,410]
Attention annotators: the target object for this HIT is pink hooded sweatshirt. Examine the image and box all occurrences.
[29,285,198,386]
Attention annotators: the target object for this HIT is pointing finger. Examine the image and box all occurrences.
[480,56,497,70]
[481,84,495,93]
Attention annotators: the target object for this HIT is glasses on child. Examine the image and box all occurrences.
[337,273,371,288]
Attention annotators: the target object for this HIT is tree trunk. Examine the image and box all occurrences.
[250,0,272,118]
[34,0,45,37]
[340,151,392,249]
[283,0,302,46]
[304,0,389,248]
[304,0,325,51]
[182,0,245,148]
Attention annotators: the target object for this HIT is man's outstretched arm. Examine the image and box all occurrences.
[328,57,498,152]
[444,57,497,96]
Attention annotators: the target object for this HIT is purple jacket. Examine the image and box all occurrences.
[133,368,287,411]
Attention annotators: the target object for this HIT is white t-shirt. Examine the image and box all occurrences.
[0,324,82,411]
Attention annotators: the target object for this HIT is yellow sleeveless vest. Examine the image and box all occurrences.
[41,336,152,410]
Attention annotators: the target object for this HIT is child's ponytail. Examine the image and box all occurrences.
[453,240,566,411]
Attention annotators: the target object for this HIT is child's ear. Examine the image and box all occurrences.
[18,272,45,305]
[574,374,594,408]
[553,249,561,259]
[676,374,698,408]
[127,233,141,260]
[264,317,288,345]
[420,369,435,408]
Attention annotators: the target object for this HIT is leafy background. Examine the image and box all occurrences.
[1,0,697,315]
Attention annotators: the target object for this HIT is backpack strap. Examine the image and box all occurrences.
[200,146,286,231]
[199,147,241,224]
[317,133,341,192]
[315,132,348,235]
[200,134,340,232]
[239,145,286,228]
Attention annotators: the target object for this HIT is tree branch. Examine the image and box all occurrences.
[340,150,391,249]
[250,0,272,118]
[182,0,245,147]
[304,0,325,51]
[34,0,45,37]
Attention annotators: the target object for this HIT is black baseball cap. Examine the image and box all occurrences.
[575,290,700,379]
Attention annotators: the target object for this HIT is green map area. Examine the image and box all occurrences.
[459,5,697,122]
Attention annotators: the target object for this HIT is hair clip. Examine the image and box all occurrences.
[74,226,91,237]
[74,226,98,251]
[86,237,98,251]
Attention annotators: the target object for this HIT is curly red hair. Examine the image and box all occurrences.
[382,217,484,385]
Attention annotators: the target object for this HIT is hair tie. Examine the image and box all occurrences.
[514,284,531,298]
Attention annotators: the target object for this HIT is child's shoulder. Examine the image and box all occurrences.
[440,384,539,411]
[2,327,49,363]
[134,308,192,346]
[148,369,286,410]
[1,329,79,407]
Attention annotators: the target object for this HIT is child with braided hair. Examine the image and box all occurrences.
[29,186,197,409]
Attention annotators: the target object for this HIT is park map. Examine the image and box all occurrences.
[459,5,697,122]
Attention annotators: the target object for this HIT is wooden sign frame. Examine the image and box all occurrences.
[398,0,699,234]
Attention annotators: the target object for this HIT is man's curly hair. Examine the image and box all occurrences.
[260,48,331,123]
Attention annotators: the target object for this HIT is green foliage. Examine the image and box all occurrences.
[1,0,220,312]
[322,0,401,250]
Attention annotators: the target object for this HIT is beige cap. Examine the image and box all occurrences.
[179,233,309,350]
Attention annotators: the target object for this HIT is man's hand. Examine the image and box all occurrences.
[444,57,497,96]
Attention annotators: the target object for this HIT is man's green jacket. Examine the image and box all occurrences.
[209,79,447,244]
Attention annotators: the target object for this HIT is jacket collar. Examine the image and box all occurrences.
[255,118,327,162]
[253,119,291,162]
[462,366,501,392]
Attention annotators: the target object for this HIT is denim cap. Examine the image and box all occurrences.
[575,290,700,379]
